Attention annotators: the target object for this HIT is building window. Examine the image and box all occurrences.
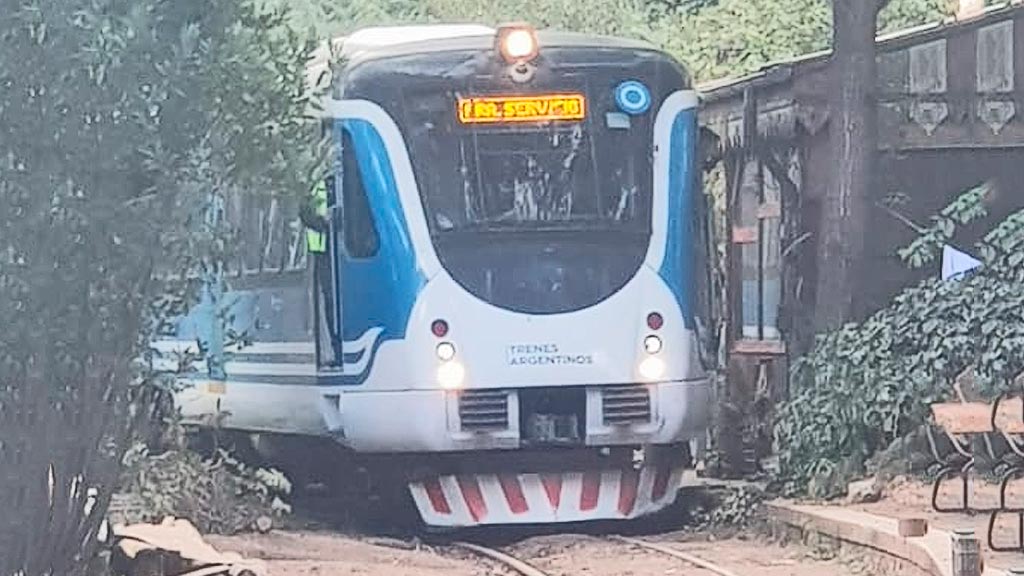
[977,20,1014,94]
[734,157,783,341]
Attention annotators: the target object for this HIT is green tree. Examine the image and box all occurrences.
[662,0,949,80]
[0,0,319,572]
[260,0,424,39]
[663,0,831,80]
[878,0,946,31]
[422,0,650,35]
[270,0,954,82]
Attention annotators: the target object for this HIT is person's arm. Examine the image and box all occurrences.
[299,201,329,233]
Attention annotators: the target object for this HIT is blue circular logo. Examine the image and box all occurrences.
[615,81,651,115]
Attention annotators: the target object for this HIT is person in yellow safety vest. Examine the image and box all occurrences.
[299,178,337,355]
[301,179,329,250]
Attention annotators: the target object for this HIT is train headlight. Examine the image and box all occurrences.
[437,361,466,390]
[436,342,456,362]
[644,335,663,355]
[639,357,665,381]
[497,24,539,63]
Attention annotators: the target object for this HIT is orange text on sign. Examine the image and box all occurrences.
[457,94,587,124]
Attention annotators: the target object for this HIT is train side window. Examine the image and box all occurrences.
[340,131,379,259]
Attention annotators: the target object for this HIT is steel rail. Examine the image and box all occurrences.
[452,541,552,576]
[452,534,746,576]
[610,535,744,576]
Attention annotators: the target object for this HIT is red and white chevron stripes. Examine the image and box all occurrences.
[409,466,683,526]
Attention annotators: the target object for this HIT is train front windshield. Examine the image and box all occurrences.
[404,83,651,235]
[343,47,688,314]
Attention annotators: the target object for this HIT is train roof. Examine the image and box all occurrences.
[340,25,659,62]
[306,25,666,85]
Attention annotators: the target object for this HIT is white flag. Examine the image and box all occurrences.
[941,245,982,280]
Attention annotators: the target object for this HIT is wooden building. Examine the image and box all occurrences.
[698,2,1024,474]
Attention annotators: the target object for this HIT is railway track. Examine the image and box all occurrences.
[451,534,745,576]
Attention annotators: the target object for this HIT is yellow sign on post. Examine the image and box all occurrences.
[457,94,587,124]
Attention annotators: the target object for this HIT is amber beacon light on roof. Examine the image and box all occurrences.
[495,23,539,63]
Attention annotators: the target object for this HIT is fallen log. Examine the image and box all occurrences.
[112,517,266,576]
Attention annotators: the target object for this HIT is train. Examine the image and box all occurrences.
[153,23,713,527]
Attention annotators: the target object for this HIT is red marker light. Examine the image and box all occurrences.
[646,312,664,331]
[431,319,449,338]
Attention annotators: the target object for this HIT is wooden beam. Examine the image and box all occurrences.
[732,339,787,356]
[732,227,758,244]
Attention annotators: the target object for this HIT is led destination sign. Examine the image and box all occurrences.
[457,94,587,124]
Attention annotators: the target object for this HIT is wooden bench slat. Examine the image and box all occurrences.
[931,402,994,434]
[994,397,1024,434]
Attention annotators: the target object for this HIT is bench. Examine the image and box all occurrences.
[927,402,995,513]
[992,395,1024,435]
[926,370,1024,550]
[930,394,1024,552]
[987,394,1024,552]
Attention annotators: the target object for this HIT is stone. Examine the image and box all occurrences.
[846,478,882,504]
[254,515,273,534]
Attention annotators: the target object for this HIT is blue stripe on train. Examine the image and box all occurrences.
[657,108,698,329]
[331,119,425,385]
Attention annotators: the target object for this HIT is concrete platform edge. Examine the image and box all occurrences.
[762,501,1008,576]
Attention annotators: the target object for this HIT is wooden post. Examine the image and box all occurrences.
[951,529,981,576]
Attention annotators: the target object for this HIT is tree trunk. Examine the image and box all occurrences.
[814,0,882,331]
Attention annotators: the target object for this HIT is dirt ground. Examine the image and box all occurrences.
[206,529,868,576]
[505,534,690,576]
[205,531,490,576]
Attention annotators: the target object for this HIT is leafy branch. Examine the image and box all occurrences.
[897,182,991,269]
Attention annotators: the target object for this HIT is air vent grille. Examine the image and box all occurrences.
[601,386,651,425]
[458,389,510,431]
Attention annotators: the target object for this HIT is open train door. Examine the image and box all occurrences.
[308,167,344,372]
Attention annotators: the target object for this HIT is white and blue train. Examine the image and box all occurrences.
[155,24,712,527]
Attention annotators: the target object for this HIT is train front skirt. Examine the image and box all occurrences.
[408,465,684,526]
